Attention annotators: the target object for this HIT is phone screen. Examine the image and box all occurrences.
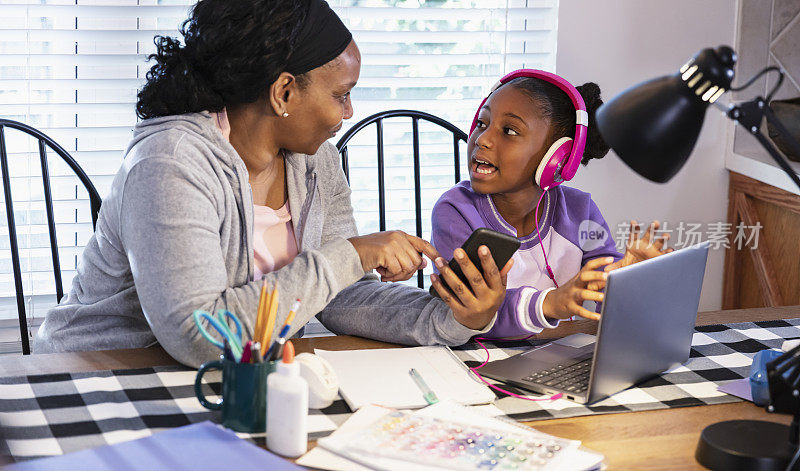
[430,228,520,298]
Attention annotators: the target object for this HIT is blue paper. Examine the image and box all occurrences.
[7,422,302,471]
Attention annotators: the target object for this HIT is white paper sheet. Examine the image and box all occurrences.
[299,401,605,471]
[315,346,495,410]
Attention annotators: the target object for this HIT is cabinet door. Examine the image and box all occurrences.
[723,172,800,309]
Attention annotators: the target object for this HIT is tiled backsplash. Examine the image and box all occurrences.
[734,0,800,158]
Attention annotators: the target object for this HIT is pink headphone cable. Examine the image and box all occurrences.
[469,336,562,402]
[534,188,559,288]
[463,188,565,402]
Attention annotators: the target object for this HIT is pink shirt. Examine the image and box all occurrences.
[210,108,299,280]
[253,203,299,280]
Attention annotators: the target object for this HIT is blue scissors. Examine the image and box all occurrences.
[193,309,244,360]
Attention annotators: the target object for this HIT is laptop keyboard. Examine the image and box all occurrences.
[522,357,592,394]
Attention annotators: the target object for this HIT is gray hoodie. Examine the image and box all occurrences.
[33,112,490,367]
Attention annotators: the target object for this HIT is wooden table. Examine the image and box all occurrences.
[3,305,799,470]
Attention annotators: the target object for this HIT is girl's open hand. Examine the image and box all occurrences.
[430,245,514,330]
[606,220,673,272]
[542,257,613,321]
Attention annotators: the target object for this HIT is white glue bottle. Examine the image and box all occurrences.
[266,340,308,457]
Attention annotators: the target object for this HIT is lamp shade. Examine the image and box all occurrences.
[596,46,736,183]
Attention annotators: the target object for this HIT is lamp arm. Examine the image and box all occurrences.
[769,343,800,375]
[785,365,800,392]
[728,97,800,192]
[762,103,800,161]
[766,343,800,415]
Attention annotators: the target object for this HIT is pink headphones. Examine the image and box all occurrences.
[469,69,589,190]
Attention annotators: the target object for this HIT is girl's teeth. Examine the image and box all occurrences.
[474,159,497,175]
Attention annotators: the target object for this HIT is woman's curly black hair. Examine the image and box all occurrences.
[136,0,308,120]
[507,77,610,165]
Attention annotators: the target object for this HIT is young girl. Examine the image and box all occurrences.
[430,70,671,338]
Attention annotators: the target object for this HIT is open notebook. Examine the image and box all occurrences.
[315,346,495,410]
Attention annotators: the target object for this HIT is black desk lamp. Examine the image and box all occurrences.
[595,46,800,470]
[596,45,800,191]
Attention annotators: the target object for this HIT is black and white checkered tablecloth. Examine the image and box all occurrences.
[2,318,799,463]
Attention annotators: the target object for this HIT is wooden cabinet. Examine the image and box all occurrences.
[723,172,800,309]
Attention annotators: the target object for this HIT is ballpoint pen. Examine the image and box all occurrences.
[265,324,291,362]
[409,368,439,405]
[265,299,301,362]
[251,342,263,363]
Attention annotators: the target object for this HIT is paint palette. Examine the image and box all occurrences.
[327,410,577,470]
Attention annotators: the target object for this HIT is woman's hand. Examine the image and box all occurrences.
[430,246,514,330]
[541,257,613,321]
[605,220,673,273]
[348,231,441,282]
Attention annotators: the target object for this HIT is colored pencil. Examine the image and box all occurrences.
[254,278,268,348]
[260,284,279,357]
[240,340,252,364]
[284,299,301,327]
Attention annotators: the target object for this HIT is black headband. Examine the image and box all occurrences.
[286,0,352,76]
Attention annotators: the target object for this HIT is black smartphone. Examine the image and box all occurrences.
[430,227,521,298]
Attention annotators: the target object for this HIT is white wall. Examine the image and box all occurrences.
[556,0,737,312]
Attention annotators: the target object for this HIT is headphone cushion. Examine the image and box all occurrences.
[535,137,573,189]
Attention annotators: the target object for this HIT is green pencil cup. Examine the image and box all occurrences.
[195,356,277,433]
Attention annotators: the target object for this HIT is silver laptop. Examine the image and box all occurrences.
[479,241,709,404]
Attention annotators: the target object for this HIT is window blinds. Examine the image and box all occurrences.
[0,0,558,336]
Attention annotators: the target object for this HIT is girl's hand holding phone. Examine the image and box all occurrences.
[430,246,514,330]
[541,257,613,322]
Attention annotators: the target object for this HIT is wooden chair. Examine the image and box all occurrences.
[0,119,101,354]
[336,110,468,288]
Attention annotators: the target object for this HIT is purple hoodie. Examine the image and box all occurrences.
[431,181,622,338]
